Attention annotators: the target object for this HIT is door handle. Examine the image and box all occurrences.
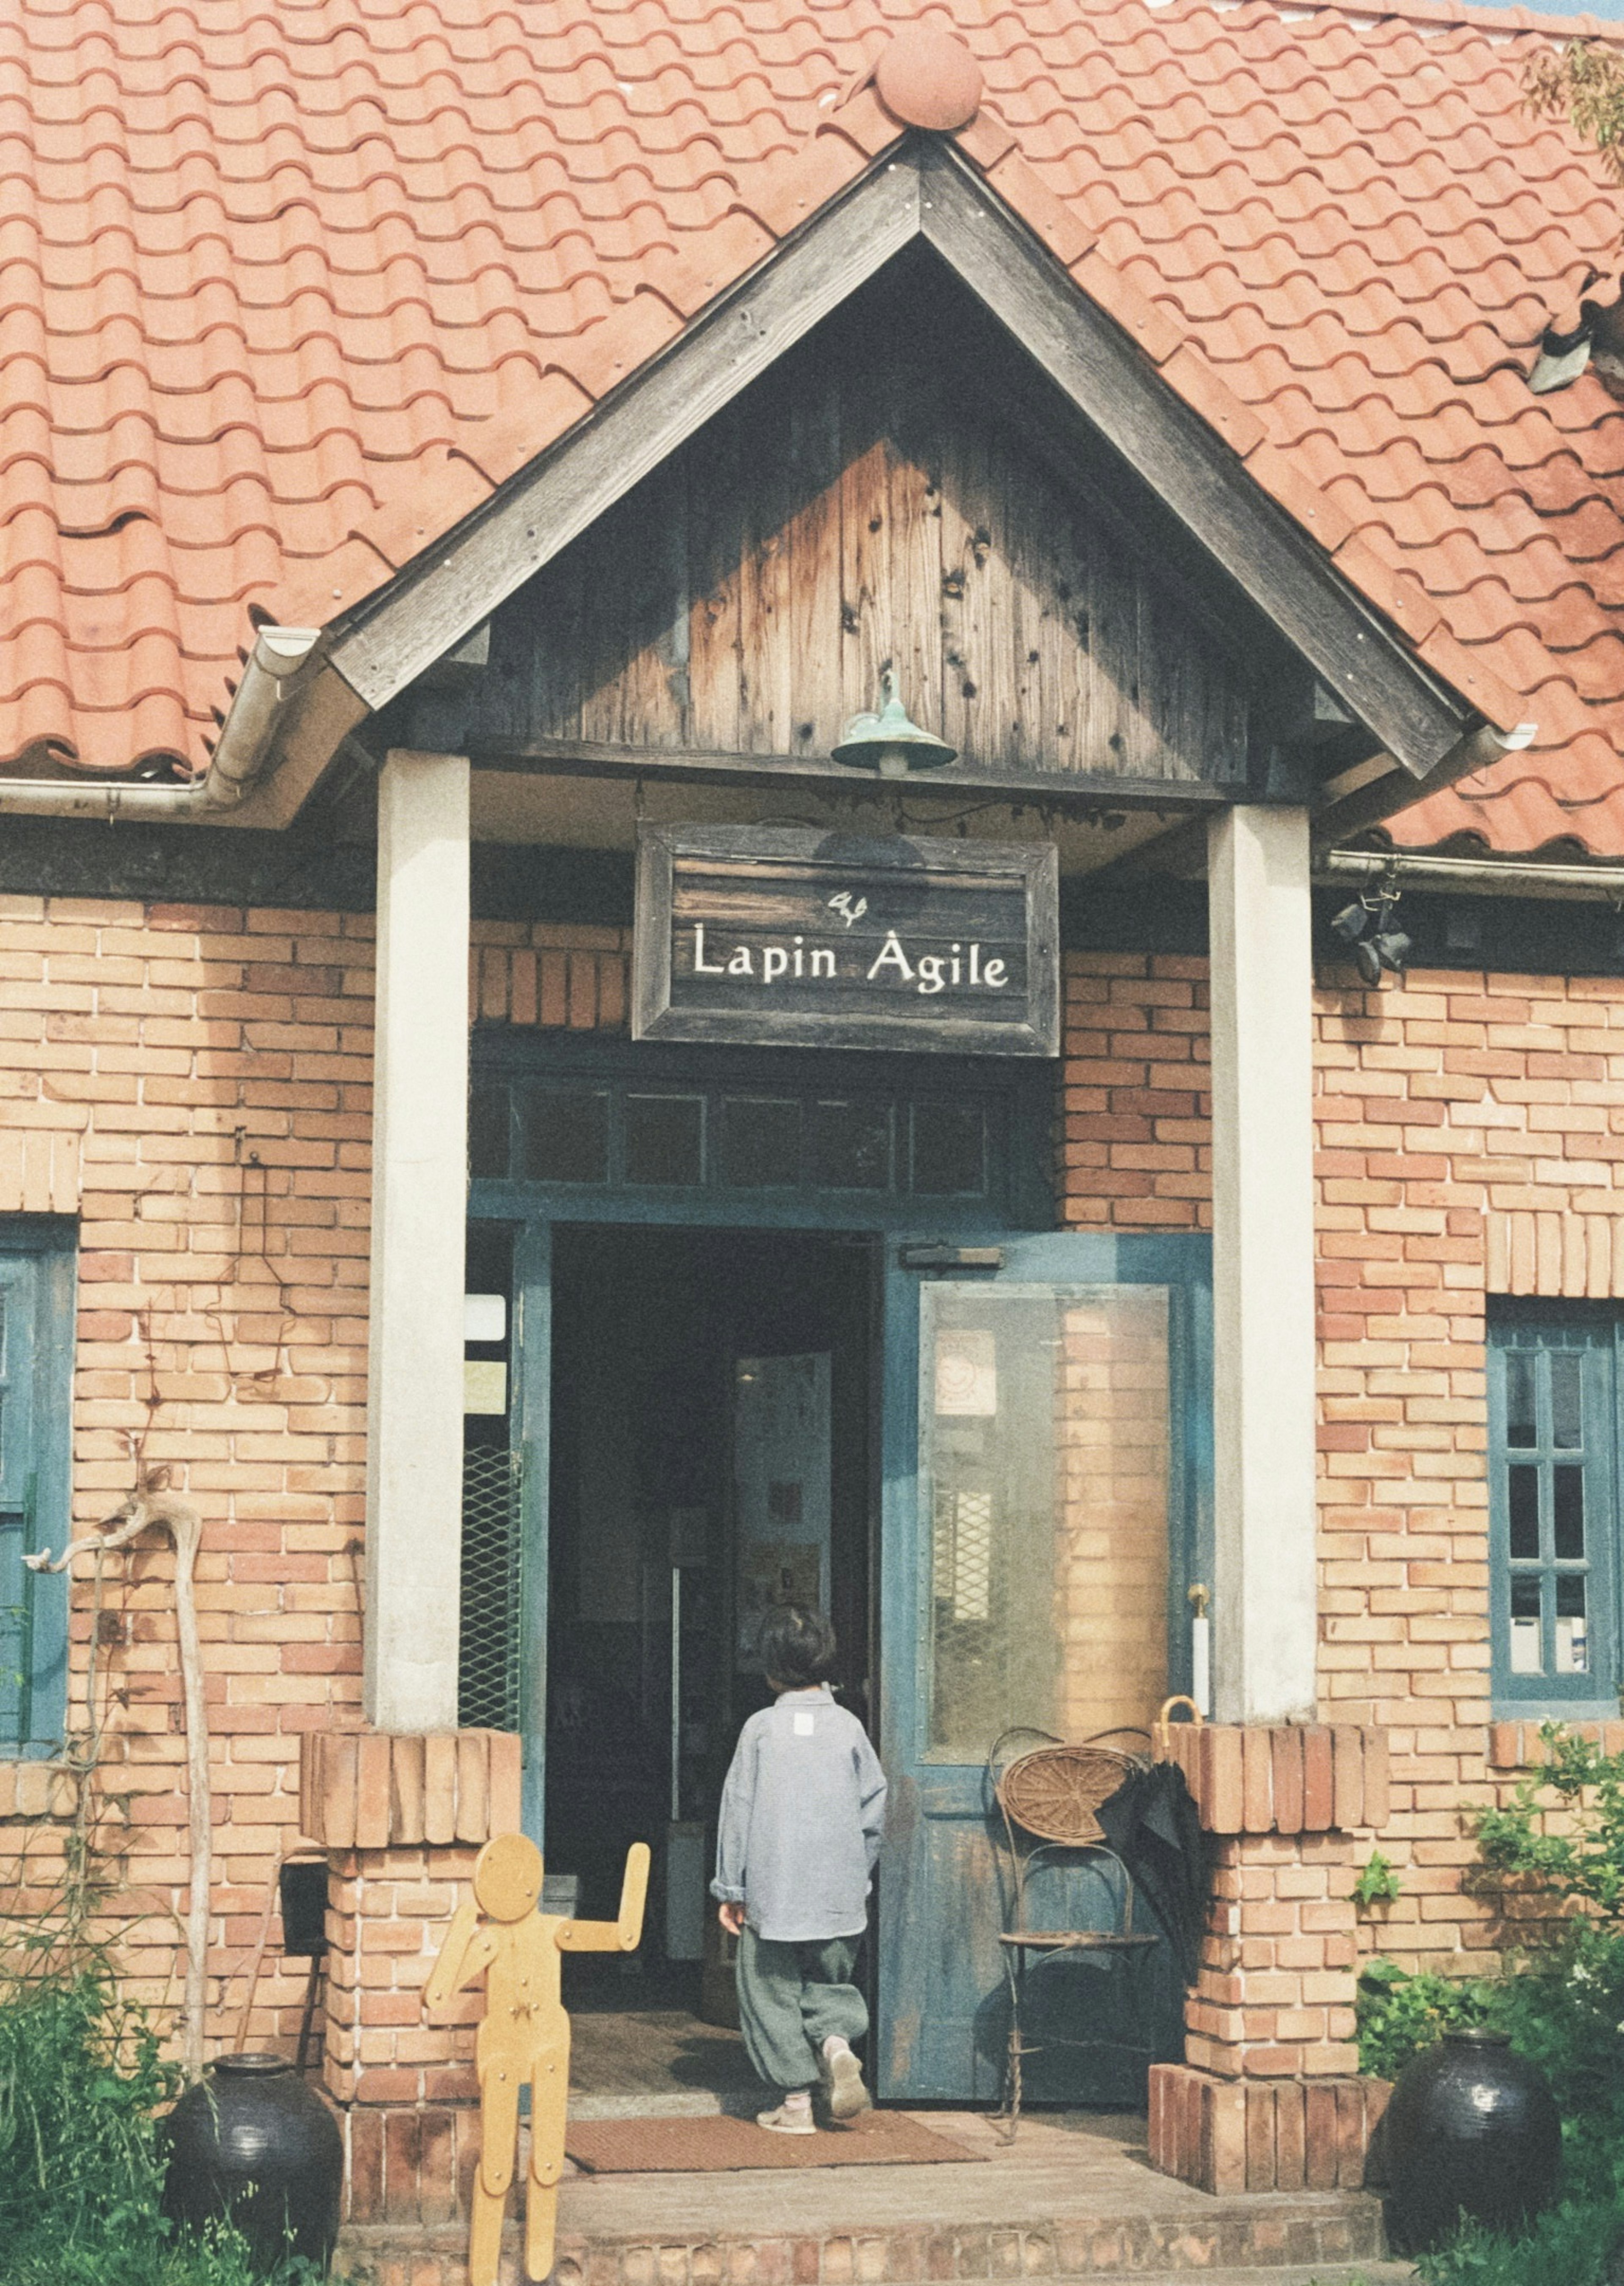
[1188,1583,1211,1718]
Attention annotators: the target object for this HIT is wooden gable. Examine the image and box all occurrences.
[411,264,1303,799]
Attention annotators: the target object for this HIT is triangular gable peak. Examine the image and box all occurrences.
[389,259,1292,804]
[274,138,1491,829]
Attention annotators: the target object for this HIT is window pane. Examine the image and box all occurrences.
[1553,1465,1586,1561]
[808,1099,891,1190]
[1510,1574,1543,1675]
[624,1095,703,1186]
[469,1082,510,1179]
[1550,1353,1583,1449]
[1505,1351,1536,1447]
[921,1284,1170,1759]
[912,1101,985,1196]
[720,1098,799,1188]
[1508,1465,1540,1560]
[1556,1573,1589,1673]
[524,1089,609,1183]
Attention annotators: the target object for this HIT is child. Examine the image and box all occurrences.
[711,1605,888,2134]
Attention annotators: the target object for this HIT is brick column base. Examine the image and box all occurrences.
[1148,2063,1390,2195]
[343,2104,480,2225]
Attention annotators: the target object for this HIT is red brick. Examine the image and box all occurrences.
[383,2106,422,2224]
[1302,1728,1335,1833]
[1202,2075,1248,2195]
[1305,2081,1340,2190]
[346,2104,384,2222]
[1273,2082,1306,2190]
[1273,1730,1305,1836]
[1242,1727,1273,1834]
[1245,2082,1276,2191]
[1202,1724,1245,1835]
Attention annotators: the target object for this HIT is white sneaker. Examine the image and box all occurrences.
[820,2037,871,2122]
[757,2100,817,2135]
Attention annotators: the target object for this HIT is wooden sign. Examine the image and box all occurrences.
[633,825,1059,1056]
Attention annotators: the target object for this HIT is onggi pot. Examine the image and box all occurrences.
[161,2052,344,2278]
[1383,2026,1561,2255]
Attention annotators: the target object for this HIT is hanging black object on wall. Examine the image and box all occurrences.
[1382,2027,1561,2255]
[161,2053,344,2278]
[278,1858,329,1956]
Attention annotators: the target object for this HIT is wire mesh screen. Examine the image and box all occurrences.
[459,1445,523,1732]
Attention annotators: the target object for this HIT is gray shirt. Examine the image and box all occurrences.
[710,1685,888,1943]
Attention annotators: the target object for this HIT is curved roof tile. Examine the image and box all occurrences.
[5,0,1624,853]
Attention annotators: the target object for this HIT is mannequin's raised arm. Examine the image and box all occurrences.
[555,1841,650,1954]
[424,1897,495,2013]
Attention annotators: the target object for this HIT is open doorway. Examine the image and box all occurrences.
[545,1225,875,2111]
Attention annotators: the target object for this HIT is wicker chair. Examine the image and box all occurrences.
[987,1727,1158,2138]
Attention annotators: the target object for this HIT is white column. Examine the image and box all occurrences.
[365,748,471,1731]
[1207,805,1318,1724]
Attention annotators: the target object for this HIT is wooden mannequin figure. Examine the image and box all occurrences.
[425,1833,650,2286]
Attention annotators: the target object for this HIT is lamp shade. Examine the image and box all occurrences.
[832,670,956,777]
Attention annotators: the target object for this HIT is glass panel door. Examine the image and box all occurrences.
[923,1283,1172,1759]
[878,1233,1210,2103]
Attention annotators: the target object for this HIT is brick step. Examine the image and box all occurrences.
[337,2191,1389,2286]
[1090,2272,1411,2286]
[339,2255,1409,2286]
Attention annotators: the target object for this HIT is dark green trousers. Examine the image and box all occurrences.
[735,1927,869,2092]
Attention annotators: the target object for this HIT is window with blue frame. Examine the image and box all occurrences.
[0,1222,74,1755]
[1488,1303,1621,1715]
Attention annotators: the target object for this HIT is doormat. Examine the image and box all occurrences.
[565,2111,985,2173]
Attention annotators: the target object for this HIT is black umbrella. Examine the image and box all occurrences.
[1096,1757,1212,1987]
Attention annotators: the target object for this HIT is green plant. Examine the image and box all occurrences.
[1526,40,1624,190]
[1351,1850,1402,1908]
[1412,2191,1624,2286]
[0,1965,320,2286]
[1356,1727,1624,2281]
[1354,1957,1493,2081]
[1476,1724,1624,1921]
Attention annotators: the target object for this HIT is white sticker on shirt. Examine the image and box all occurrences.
[793,1711,816,1736]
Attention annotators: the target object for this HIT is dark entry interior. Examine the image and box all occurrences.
[546,1225,874,2056]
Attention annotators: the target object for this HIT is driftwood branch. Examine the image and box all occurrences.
[28,1486,210,2079]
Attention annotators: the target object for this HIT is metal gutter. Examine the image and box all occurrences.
[0,628,320,821]
[1321,847,1624,902]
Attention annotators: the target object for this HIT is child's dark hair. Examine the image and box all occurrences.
[760,1604,837,1688]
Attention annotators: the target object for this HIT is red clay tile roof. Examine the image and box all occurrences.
[6,0,1624,853]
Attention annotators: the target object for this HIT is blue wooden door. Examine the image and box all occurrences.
[876,1230,1210,2104]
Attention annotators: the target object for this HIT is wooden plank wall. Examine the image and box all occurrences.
[475,312,1254,784]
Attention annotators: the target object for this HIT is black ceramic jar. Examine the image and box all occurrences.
[161,2053,344,2278]
[1383,2026,1562,2254]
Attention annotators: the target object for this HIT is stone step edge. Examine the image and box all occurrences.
[337,2259,1404,2286]
[337,2191,1387,2277]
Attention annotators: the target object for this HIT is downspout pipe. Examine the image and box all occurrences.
[1320,847,1624,902]
[0,628,321,820]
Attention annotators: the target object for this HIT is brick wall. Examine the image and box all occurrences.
[1060,952,1211,1232]
[1061,950,1624,1997]
[0,892,377,2044]
[0,894,626,2061]
[7,900,1621,2159]
[1314,964,1624,1976]
[467,922,628,1032]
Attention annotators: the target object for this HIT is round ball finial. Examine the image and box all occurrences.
[874,25,983,133]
